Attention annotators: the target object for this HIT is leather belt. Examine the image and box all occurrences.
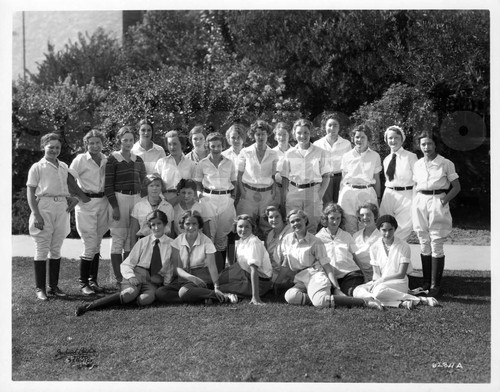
[85,192,105,198]
[290,181,319,189]
[203,188,231,195]
[243,183,273,192]
[387,186,413,191]
[419,189,447,195]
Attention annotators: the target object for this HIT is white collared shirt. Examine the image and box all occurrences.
[69,152,107,193]
[194,155,236,190]
[272,144,292,184]
[316,228,359,278]
[221,147,240,170]
[171,232,216,270]
[413,154,459,191]
[313,135,352,173]
[121,234,174,284]
[26,158,71,197]
[237,144,278,187]
[131,142,166,174]
[154,154,196,191]
[235,234,273,278]
[131,197,174,236]
[370,236,413,276]
[352,228,382,267]
[281,144,331,184]
[341,148,382,185]
[278,232,330,271]
[382,148,418,187]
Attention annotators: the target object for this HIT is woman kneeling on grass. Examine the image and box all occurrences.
[155,211,238,305]
[76,210,174,316]
[352,215,439,310]
[218,215,274,305]
[277,209,384,310]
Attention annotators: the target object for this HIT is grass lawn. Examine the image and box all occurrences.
[11,256,490,383]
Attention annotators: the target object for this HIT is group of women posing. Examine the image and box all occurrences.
[26,114,460,314]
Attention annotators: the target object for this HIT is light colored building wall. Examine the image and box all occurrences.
[12,11,123,80]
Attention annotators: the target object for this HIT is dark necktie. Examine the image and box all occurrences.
[150,239,162,276]
[386,153,397,182]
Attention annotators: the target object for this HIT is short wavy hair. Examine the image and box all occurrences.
[248,120,273,139]
[225,124,247,144]
[83,129,106,148]
[357,202,379,221]
[233,214,257,234]
[320,202,345,228]
[286,209,309,227]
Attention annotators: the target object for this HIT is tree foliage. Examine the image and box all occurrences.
[29,28,124,88]
[352,83,438,156]
[98,59,301,142]
[123,11,210,70]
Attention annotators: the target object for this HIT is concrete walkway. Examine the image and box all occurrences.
[11,235,490,271]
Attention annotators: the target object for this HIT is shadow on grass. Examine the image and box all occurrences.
[409,272,490,306]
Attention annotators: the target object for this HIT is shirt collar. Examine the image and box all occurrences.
[150,234,169,245]
[40,157,60,168]
[179,232,203,247]
[84,151,105,160]
[112,151,137,162]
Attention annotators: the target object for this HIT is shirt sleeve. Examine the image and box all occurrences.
[120,239,144,279]
[26,163,40,188]
[154,159,162,175]
[237,149,247,173]
[243,237,266,268]
[398,242,411,265]
[203,235,217,254]
[445,159,459,182]
[314,239,331,266]
[137,156,147,185]
[104,155,118,208]
[373,152,382,174]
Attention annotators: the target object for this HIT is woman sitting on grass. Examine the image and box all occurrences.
[155,211,238,305]
[76,210,174,316]
[352,214,439,310]
[218,215,273,305]
[264,205,294,288]
[352,202,382,282]
[315,202,371,296]
[278,209,384,310]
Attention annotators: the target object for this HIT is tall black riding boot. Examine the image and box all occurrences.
[429,256,445,297]
[34,260,47,301]
[75,292,122,316]
[48,258,66,297]
[79,257,94,295]
[89,253,104,293]
[421,254,432,291]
